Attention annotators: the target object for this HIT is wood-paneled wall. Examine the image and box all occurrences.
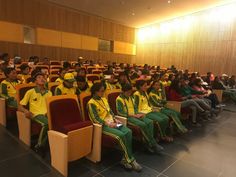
[0,0,135,62]
[135,3,236,76]
[0,41,134,64]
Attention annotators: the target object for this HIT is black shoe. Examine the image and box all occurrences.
[34,146,46,158]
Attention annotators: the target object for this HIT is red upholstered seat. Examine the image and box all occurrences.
[18,84,42,135]
[61,121,92,134]
[50,85,58,95]
[87,75,100,82]
[49,98,91,134]
[107,92,121,115]
[82,94,119,148]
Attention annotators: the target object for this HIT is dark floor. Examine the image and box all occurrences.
[1,103,236,177]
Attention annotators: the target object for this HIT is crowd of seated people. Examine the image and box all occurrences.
[0,52,236,172]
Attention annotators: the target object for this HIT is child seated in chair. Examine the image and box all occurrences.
[18,69,52,154]
[88,82,142,172]
[0,67,20,109]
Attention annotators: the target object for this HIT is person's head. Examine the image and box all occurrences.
[63,73,75,88]
[91,82,105,97]
[77,68,86,77]
[34,56,40,64]
[119,72,128,83]
[150,80,161,91]
[161,74,168,81]
[108,74,117,83]
[76,76,88,90]
[136,80,148,92]
[58,68,67,78]
[31,69,46,86]
[214,76,220,82]
[168,74,175,81]
[1,53,10,63]
[151,73,160,81]
[74,63,81,72]
[122,83,133,97]
[194,78,202,87]
[207,72,212,77]
[20,64,30,75]
[63,62,71,71]
[4,67,17,80]
[184,69,189,74]
[170,79,181,92]
[180,78,189,87]
[42,57,50,65]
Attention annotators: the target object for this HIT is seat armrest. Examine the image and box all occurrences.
[115,115,127,126]
[48,130,68,177]
[0,98,6,127]
[87,123,102,163]
[166,101,182,112]
[16,111,31,146]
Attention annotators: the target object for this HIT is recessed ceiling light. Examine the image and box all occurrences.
[168,0,171,3]
[131,12,135,16]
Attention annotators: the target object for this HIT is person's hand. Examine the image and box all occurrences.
[108,122,117,128]
[25,110,33,119]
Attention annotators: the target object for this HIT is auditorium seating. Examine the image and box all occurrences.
[47,95,93,176]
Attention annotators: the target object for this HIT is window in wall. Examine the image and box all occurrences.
[98,39,113,52]
[23,26,35,44]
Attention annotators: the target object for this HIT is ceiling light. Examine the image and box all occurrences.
[168,0,171,4]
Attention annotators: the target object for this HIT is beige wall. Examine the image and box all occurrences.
[135,3,236,75]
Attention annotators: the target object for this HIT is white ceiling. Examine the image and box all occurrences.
[48,0,236,28]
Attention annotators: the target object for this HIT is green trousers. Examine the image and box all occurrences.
[7,98,18,109]
[146,112,169,138]
[224,90,236,103]
[103,125,134,163]
[128,117,157,148]
[161,108,187,133]
[33,115,48,148]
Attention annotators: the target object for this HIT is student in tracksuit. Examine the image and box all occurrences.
[134,80,172,142]
[54,73,78,95]
[0,67,20,108]
[87,82,142,172]
[18,70,52,154]
[116,83,164,153]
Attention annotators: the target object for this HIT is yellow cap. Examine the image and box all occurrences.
[64,73,76,82]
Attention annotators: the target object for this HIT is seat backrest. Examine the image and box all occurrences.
[106,90,121,115]
[47,95,82,131]
[50,61,61,65]
[86,74,100,82]
[16,83,36,102]
[79,92,92,121]
[49,75,59,82]
[48,82,60,95]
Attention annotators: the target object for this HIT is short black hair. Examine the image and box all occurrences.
[63,62,71,69]
[3,67,15,77]
[31,69,44,82]
[136,80,147,90]
[76,76,86,82]
[20,63,30,71]
[91,82,104,96]
[122,83,133,92]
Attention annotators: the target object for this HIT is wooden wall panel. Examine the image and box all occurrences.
[135,4,236,76]
[0,41,135,63]
[36,28,62,47]
[61,32,82,49]
[81,36,98,51]
[0,0,135,43]
[0,21,23,43]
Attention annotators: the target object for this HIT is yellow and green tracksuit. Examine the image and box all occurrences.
[54,83,78,95]
[88,96,135,163]
[20,87,52,148]
[105,81,120,90]
[116,94,157,148]
[149,89,187,133]
[0,79,20,108]
[133,91,169,138]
